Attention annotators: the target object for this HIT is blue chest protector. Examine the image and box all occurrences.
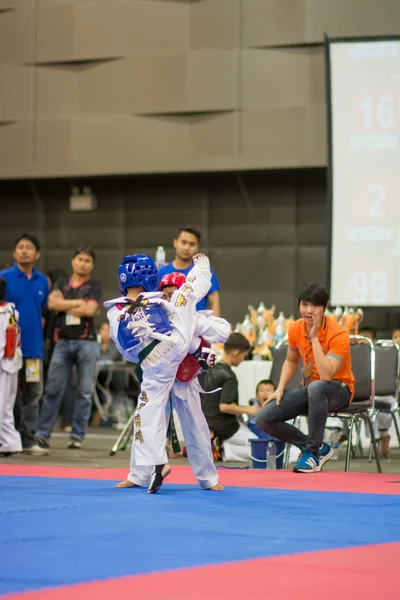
[117,296,172,354]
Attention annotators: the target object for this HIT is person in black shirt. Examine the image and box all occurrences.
[201,333,259,462]
[36,246,102,451]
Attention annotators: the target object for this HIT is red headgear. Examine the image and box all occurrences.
[158,272,186,291]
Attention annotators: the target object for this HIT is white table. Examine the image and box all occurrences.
[232,360,272,405]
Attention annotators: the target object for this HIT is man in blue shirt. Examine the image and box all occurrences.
[158,225,221,315]
[0,233,49,455]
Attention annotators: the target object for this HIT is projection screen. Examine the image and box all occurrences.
[327,37,400,307]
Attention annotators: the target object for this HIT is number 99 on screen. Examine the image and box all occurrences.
[350,270,389,304]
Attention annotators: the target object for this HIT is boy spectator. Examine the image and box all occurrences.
[0,233,49,455]
[36,246,102,451]
[248,379,276,440]
[158,225,220,315]
[0,278,23,456]
[201,333,258,462]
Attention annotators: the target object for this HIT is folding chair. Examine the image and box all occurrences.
[368,339,400,460]
[330,335,381,472]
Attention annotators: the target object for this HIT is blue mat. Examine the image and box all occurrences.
[1,476,400,594]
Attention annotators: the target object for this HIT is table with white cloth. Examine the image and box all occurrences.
[232,360,272,405]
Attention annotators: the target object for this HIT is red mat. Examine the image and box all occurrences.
[3,541,399,599]
[1,464,400,495]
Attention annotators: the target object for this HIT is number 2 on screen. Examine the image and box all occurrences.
[351,270,387,304]
[360,95,394,129]
[369,184,385,217]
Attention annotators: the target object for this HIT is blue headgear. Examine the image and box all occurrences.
[118,254,158,294]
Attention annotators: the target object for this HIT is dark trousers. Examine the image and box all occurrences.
[255,380,351,456]
[14,358,43,449]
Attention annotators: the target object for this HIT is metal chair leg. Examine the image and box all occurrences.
[352,420,360,459]
[368,411,379,463]
[282,417,299,469]
[356,420,363,457]
[109,412,134,456]
[345,416,357,472]
[365,415,382,473]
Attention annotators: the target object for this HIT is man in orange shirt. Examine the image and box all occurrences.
[255,282,354,473]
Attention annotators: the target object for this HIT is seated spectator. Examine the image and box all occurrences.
[358,326,377,342]
[201,333,258,462]
[255,282,353,474]
[248,379,276,440]
[94,321,135,429]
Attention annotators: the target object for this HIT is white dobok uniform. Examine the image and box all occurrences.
[105,262,230,489]
[0,302,22,453]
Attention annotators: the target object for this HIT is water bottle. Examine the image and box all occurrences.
[266,441,276,470]
[155,246,166,268]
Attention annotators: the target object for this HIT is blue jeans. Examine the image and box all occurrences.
[255,381,351,456]
[15,358,43,449]
[36,339,100,442]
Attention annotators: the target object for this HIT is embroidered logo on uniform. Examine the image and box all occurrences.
[133,414,141,428]
[187,276,196,283]
[139,391,148,403]
[135,430,144,444]
[180,284,193,294]
[138,403,147,411]
[175,294,187,307]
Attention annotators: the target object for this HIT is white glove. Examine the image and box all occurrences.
[127,315,175,343]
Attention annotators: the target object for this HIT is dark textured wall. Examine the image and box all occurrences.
[1,170,398,332]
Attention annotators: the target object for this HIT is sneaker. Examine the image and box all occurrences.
[23,443,49,456]
[293,450,320,473]
[319,442,335,467]
[68,439,82,449]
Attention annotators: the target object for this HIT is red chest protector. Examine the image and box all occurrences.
[176,354,202,383]
[0,304,19,360]
[175,339,215,383]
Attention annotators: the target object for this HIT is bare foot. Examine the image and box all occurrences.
[115,480,140,489]
[208,484,224,491]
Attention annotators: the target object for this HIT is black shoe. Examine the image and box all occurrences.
[147,464,171,494]
[68,439,82,449]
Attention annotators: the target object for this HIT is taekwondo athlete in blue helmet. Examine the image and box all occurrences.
[105,253,229,493]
